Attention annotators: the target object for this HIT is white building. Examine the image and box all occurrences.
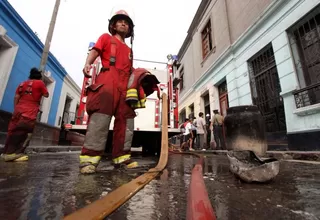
[176,0,320,150]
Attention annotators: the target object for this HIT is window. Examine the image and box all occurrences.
[218,81,228,95]
[0,26,18,104]
[289,8,320,108]
[201,20,214,59]
[179,67,184,91]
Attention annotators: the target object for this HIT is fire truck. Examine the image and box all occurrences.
[64,42,181,154]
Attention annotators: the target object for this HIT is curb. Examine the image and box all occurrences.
[26,146,82,153]
[0,145,82,154]
[197,150,320,161]
[267,151,320,162]
[187,156,216,220]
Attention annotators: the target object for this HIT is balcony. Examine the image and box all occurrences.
[293,82,320,108]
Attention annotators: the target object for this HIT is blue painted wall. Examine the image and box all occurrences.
[0,0,69,126]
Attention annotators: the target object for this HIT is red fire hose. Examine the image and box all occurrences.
[187,156,216,220]
[169,148,216,220]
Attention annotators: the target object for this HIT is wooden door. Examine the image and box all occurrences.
[219,93,228,117]
[219,93,228,139]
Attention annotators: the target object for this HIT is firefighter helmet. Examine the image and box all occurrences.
[108,10,134,38]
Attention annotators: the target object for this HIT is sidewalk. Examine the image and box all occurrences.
[168,139,320,161]
[199,150,320,161]
[1,145,319,161]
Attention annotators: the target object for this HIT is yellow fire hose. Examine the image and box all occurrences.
[64,93,169,220]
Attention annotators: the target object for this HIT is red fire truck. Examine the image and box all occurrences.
[64,42,181,154]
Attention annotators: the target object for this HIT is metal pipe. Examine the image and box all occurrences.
[133,58,167,65]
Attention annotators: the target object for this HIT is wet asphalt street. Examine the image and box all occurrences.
[0,152,319,220]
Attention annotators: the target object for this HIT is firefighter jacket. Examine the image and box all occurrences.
[126,68,160,110]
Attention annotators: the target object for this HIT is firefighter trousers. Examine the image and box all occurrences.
[80,67,136,167]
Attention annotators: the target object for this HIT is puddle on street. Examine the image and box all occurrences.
[0,154,156,219]
[110,154,320,220]
[0,153,319,220]
[108,154,196,220]
[203,156,320,220]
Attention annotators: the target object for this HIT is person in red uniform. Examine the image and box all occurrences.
[79,10,139,174]
[2,68,49,162]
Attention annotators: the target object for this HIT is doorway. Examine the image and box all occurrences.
[203,93,210,117]
[188,103,194,119]
[248,44,286,133]
[74,103,79,124]
[218,81,229,117]
[202,92,211,147]
[59,95,73,145]
[62,96,73,125]
[218,81,229,140]
[179,108,186,125]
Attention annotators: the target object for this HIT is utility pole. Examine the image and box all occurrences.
[39,0,61,73]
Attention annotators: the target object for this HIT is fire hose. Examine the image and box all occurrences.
[168,148,216,220]
[64,93,215,220]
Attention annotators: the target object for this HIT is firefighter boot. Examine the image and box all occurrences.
[113,154,139,169]
[79,155,101,174]
[1,153,29,162]
[80,164,96,174]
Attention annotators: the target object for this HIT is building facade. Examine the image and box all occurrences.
[0,0,81,146]
[176,0,320,150]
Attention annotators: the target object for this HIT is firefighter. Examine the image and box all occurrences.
[1,68,49,162]
[211,109,225,150]
[79,10,139,174]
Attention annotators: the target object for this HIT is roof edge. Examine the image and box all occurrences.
[177,0,211,60]
[0,0,74,82]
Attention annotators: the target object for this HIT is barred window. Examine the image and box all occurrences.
[289,7,320,108]
[201,20,214,59]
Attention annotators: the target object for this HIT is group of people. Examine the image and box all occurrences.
[1,8,227,175]
[1,9,156,174]
[180,110,226,151]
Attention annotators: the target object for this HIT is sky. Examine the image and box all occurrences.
[8,0,201,87]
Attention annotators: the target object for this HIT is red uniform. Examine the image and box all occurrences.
[15,80,48,119]
[93,34,132,73]
[4,80,48,155]
[80,33,137,167]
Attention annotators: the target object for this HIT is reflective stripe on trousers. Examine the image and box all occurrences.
[81,112,134,160]
[79,155,101,167]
